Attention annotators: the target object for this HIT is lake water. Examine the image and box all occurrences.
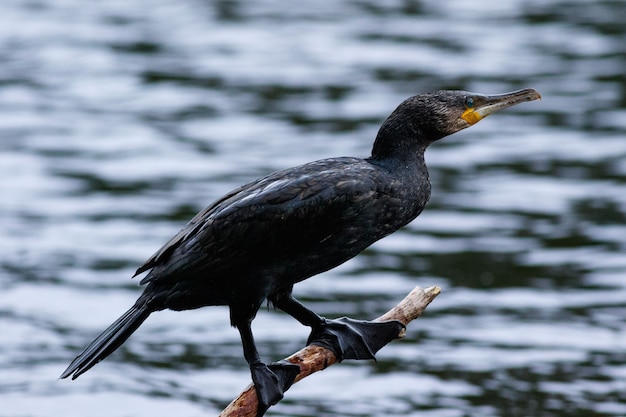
[2,1,626,416]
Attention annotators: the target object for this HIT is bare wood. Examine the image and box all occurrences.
[219,285,441,417]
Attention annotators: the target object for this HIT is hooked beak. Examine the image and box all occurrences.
[461,88,542,125]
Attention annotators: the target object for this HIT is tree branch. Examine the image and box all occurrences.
[219,285,441,417]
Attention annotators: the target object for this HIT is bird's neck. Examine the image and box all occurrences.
[368,110,432,161]
[368,126,429,170]
[367,147,426,175]
[367,126,431,212]
[366,136,432,225]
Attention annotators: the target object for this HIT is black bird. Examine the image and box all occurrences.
[61,89,541,415]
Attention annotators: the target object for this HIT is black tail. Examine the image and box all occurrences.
[60,304,151,380]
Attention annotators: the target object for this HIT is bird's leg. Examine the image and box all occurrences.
[235,318,300,417]
[274,294,405,361]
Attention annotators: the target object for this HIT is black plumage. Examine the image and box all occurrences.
[61,89,540,415]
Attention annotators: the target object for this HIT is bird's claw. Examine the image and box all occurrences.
[307,317,405,361]
[251,360,300,417]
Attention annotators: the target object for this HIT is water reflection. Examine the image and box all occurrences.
[1,0,625,416]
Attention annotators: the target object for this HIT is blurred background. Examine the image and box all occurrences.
[1,1,626,416]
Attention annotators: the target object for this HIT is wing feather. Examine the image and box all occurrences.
[134,158,382,283]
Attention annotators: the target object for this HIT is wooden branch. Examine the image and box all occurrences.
[219,285,441,417]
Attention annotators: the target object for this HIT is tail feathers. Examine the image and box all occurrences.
[60,304,151,380]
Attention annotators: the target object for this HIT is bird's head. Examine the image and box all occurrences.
[372,89,541,160]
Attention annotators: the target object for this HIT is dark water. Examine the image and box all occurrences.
[2,1,626,416]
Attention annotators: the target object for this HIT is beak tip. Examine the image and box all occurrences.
[528,89,542,101]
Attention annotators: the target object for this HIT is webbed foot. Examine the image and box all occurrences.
[307,317,405,361]
[251,360,300,417]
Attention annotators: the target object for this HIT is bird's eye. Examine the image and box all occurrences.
[466,97,474,108]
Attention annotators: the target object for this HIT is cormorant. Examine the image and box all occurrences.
[61,89,541,416]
